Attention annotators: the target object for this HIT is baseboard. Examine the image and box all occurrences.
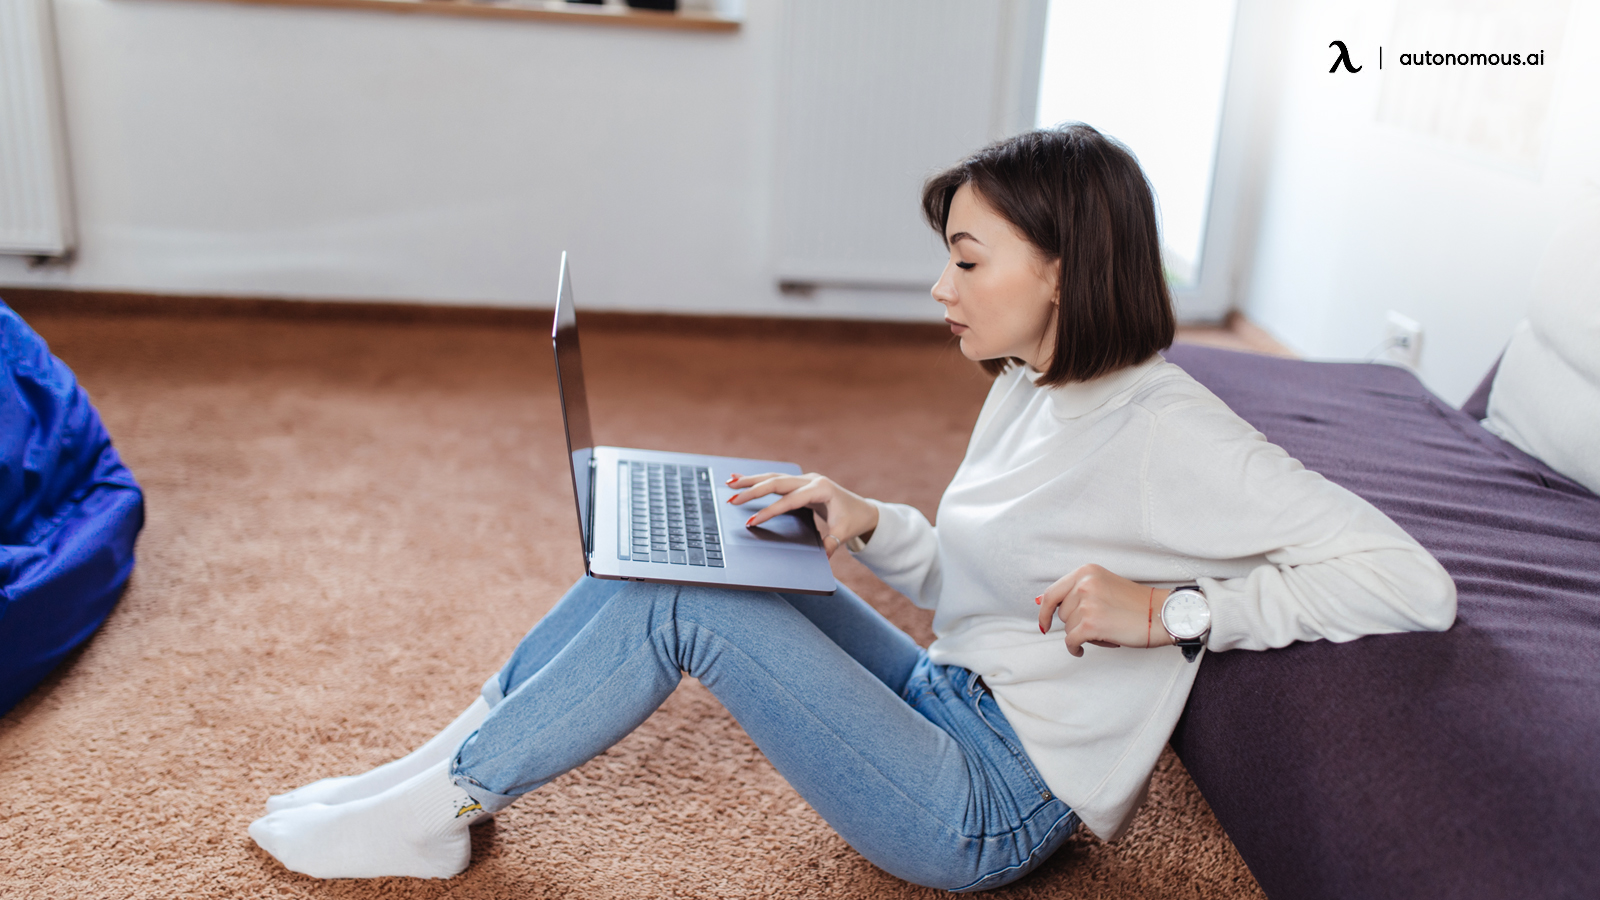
[0,286,1293,356]
[0,286,548,327]
[0,286,956,344]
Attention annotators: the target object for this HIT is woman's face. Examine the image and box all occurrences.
[932,183,1060,371]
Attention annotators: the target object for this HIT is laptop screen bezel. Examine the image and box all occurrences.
[551,252,596,561]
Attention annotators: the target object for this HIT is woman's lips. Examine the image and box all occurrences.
[945,318,968,335]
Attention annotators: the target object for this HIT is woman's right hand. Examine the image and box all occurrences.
[726,472,879,558]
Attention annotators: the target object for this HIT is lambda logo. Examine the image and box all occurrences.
[1328,40,1363,73]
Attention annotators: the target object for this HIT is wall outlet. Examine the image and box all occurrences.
[1383,311,1424,369]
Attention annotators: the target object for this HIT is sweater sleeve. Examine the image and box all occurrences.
[852,499,943,610]
[1142,400,1457,651]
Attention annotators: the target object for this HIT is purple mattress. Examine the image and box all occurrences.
[1162,344,1600,900]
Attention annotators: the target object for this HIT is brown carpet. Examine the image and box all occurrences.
[0,307,1267,900]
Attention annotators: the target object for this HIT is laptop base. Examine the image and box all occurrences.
[586,446,836,596]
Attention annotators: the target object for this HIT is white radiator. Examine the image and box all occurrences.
[773,0,1038,288]
[0,0,74,258]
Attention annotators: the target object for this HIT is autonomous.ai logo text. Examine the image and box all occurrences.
[1327,40,1546,72]
[1329,40,1362,73]
[1396,50,1546,66]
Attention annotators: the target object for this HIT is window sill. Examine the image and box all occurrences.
[163,0,742,32]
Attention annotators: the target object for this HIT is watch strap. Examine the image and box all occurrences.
[1175,639,1203,663]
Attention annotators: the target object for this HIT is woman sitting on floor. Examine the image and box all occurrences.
[249,125,1455,891]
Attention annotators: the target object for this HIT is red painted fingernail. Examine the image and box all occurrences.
[745,516,756,527]
[726,495,736,504]
[1034,596,1041,605]
[726,474,740,483]
[1039,623,1046,634]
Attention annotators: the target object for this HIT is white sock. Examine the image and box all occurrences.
[266,697,490,813]
[248,758,486,879]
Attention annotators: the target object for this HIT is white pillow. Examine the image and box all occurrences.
[1482,186,1600,496]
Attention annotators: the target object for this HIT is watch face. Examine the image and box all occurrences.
[1163,591,1211,640]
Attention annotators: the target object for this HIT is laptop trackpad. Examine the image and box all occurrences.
[727,496,820,550]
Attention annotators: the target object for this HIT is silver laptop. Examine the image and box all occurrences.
[551,253,836,595]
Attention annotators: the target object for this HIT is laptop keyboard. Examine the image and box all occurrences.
[623,462,723,567]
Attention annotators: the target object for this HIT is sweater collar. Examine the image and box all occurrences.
[1028,354,1165,420]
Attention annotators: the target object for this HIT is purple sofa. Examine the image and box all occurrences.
[1163,344,1599,900]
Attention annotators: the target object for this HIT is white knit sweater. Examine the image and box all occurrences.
[854,355,1456,840]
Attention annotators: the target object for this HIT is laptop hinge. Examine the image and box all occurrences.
[585,455,598,558]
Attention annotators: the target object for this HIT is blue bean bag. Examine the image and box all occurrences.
[0,300,143,717]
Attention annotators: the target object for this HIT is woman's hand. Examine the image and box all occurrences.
[726,473,879,558]
[1036,565,1174,657]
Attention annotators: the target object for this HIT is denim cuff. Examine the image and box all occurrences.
[481,671,506,708]
[450,764,519,814]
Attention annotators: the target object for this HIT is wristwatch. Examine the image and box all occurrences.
[1160,585,1210,663]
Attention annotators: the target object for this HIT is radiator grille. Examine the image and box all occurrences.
[0,0,74,257]
[772,0,1008,287]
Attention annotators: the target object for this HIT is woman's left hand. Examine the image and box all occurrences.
[1036,565,1174,657]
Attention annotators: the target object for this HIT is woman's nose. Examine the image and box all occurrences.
[931,264,957,304]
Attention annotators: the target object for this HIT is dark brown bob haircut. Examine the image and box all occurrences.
[921,124,1175,386]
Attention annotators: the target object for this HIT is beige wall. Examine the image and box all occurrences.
[1237,0,1600,404]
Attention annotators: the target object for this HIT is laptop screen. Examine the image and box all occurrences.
[552,253,595,556]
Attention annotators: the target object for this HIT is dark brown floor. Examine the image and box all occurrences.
[0,306,1269,900]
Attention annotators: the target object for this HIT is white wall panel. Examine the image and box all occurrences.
[0,0,1044,321]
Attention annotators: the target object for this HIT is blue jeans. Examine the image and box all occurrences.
[450,577,1078,892]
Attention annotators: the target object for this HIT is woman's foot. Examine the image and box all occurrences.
[248,759,485,879]
[266,697,490,813]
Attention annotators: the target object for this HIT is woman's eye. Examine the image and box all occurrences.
[955,261,976,270]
